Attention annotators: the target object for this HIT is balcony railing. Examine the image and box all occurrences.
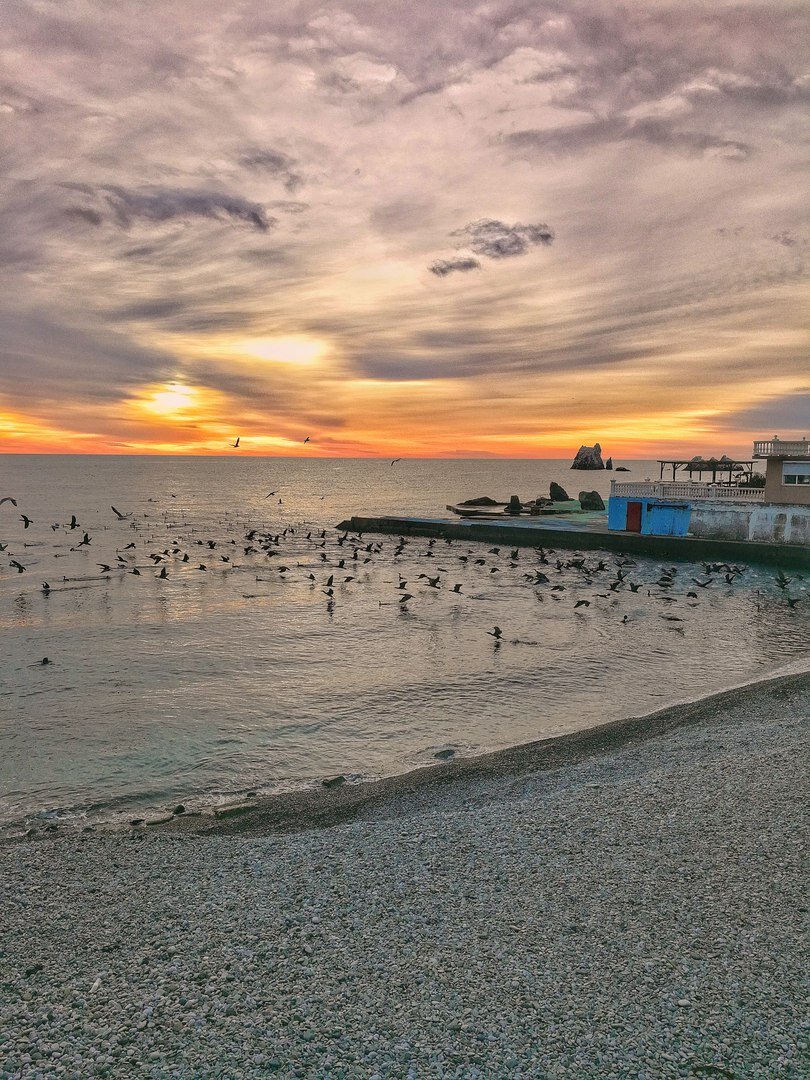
[610,481,764,502]
[753,439,810,458]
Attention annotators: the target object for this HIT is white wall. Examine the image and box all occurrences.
[688,502,810,545]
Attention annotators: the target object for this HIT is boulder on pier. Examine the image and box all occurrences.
[579,490,606,511]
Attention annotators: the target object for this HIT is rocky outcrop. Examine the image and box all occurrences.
[615,466,630,472]
[605,457,613,470]
[459,496,500,506]
[505,495,523,514]
[579,490,606,511]
[571,443,605,470]
[549,482,570,501]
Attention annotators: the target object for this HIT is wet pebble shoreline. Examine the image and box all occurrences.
[1,675,807,1079]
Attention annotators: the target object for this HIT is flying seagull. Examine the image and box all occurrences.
[21,515,33,528]
[111,506,131,520]
[232,437,240,448]
[391,458,402,465]
[303,436,310,443]
[0,497,18,507]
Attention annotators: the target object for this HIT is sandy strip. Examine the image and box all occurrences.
[1,670,808,1078]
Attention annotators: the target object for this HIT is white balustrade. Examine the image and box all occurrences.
[610,481,764,502]
[753,439,810,458]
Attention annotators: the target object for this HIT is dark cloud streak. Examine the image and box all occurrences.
[429,256,481,277]
[61,184,275,232]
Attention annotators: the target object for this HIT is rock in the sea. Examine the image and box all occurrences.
[549,482,569,501]
[605,457,613,470]
[322,775,346,789]
[505,495,523,514]
[433,748,456,760]
[459,496,500,506]
[579,490,605,511]
[571,443,605,470]
[615,466,630,472]
[173,804,185,816]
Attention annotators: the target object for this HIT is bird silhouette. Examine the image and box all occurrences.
[111,506,131,520]
[303,436,310,443]
[487,626,503,640]
[391,458,402,465]
[0,497,17,507]
[20,515,33,528]
[232,437,240,447]
[10,560,25,573]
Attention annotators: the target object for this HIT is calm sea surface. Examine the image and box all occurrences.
[1,455,807,832]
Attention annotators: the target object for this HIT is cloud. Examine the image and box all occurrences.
[0,310,174,407]
[624,118,752,160]
[239,149,304,193]
[429,256,482,277]
[61,184,275,232]
[0,0,807,453]
[504,118,752,160]
[711,391,810,434]
[450,219,554,260]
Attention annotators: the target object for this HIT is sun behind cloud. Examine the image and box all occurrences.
[144,383,197,415]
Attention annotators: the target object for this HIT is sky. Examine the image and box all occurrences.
[1,0,808,458]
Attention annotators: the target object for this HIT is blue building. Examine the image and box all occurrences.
[607,495,691,536]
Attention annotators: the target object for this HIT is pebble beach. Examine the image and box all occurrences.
[2,671,808,1079]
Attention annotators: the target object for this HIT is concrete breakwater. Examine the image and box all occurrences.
[336,514,810,567]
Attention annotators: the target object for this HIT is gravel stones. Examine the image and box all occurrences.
[0,676,807,1079]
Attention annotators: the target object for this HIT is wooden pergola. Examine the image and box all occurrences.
[658,456,755,484]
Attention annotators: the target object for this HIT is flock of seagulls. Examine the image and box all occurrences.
[4,494,807,635]
[1,494,805,668]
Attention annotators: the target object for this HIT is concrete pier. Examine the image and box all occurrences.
[336,514,810,567]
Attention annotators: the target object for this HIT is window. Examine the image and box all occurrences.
[783,461,810,485]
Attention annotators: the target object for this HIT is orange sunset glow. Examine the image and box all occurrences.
[0,1,807,457]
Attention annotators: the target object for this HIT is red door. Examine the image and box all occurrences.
[626,501,642,532]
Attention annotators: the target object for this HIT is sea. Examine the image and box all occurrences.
[1,455,807,834]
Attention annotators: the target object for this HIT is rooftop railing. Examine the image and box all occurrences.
[610,481,764,502]
[753,439,810,458]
